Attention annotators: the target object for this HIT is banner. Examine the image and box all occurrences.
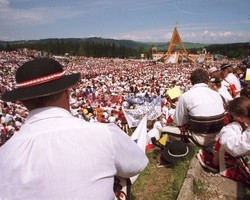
[114,115,148,199]
[130,114,148,183]
[122,96,162,128]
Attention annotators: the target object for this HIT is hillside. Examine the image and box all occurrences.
[0,38,207,50]
[0,37,248,58]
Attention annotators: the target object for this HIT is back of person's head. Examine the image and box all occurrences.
[21,91,65,111]
[190,68,209,85]
[211,70,224,80]
[240,86,250,99]
[220,64,231,78]
[209,77,221,91]
[227,96,250,120]
[226,66,233,73]
[233,67,244,78]
[209,71,222,90]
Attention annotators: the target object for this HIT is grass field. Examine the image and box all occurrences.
[131,147,194,200]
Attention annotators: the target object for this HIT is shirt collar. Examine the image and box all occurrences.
[26,106,73,124]
[192,83,208,89]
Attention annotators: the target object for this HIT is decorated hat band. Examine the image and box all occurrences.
[167,146,189,158]
[16,71,66,88]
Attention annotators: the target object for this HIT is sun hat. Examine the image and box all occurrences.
[161,140,194,163]
[1,58,81,102]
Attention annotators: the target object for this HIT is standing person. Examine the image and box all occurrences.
[0,58,148,200]
[172,68,225,148]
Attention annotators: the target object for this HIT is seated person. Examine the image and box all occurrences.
[163,69,225,148]
[221,64,241,98]
[197,96,250,186]
[209,72,233,103]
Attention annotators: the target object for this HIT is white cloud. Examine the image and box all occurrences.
[122,35,141,41]
[209,32,217,37]
[219,32,232,37]
[164,32,173,40]
[109,27,172,42]
[203,30,209,35]
[0,1,86,25]
[0,0,9,8]
[110,28,250,44]
[0,35,12,40]
[191,30,248,43]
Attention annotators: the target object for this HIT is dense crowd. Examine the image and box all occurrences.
[0,49,249,188]
[0,49,246,142]
[0,49,193,142]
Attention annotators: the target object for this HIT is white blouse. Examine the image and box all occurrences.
[219,122,250,157]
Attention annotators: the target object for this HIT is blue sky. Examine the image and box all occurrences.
[0,0,249,43]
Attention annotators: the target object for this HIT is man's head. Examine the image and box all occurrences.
[1,58,80,110]
[21,90,70,111]
[220,64,232,78]
[190,68,209,85]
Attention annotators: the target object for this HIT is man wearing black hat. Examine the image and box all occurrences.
[0,58,148,199]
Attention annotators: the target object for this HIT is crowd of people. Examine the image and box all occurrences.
[0,48,249,193]
[0,49,197,143]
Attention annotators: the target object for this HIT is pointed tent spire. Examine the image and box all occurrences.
[167,26,187,54]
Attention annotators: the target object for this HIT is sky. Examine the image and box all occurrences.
[0,0,249,43]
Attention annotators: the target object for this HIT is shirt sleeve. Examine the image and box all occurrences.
[107,123,148,178]
[219,123,250,157]
[173,95,189,126]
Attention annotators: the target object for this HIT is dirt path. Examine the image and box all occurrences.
[177,156,250,200]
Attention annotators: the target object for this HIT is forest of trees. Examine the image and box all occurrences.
[0,39,249,59]
[204,43,249,58]
[0,40,140,59]
[189,42,249,58]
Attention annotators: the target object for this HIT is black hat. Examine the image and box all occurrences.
[162,141,193,163]
[1,58,81,102]
[220,63,231,70]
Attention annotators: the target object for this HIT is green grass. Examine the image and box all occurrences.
[193,179,207,196]
[245,187,250,199]
[131,146,194,200]
[171,159,192,198]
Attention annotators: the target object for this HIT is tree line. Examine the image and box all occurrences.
[0,40,248,59]
[188,42,249,58]
[0,41,140,58]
